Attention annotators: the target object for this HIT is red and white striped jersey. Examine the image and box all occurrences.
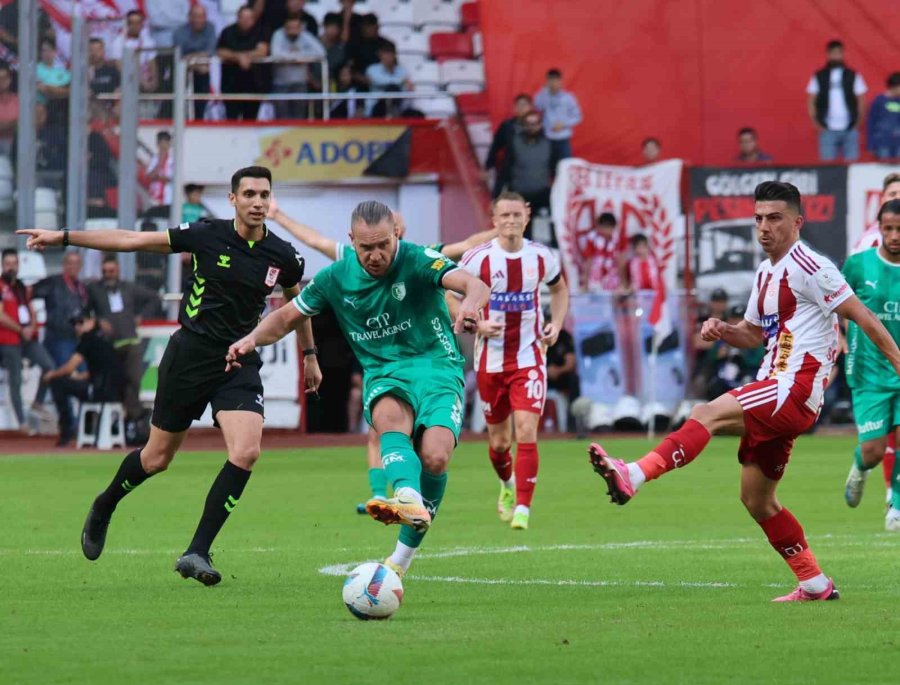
[579,232,620,291]
[851,221,882,255]
[744,241,853,413]
[627,255,662,291]
[461,239,562,373]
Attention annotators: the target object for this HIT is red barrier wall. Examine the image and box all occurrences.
[481,0,900,166]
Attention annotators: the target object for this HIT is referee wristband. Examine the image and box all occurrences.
[62,228,69,247]
[302,346,318,357]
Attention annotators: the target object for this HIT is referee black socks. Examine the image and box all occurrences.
[95,449,152,513]
[185,460,252,556]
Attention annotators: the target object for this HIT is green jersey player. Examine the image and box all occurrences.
[227,201,490,576]
[843,199,900,530]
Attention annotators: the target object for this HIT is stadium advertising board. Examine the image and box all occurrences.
[550,159,684,296]
[690,166,847,300]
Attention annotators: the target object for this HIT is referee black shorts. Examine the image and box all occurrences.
[151,329,264,433]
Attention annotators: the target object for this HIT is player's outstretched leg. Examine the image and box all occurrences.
[366,431,431,531]
[385,427,452,576]
[486,420,514,522]
[589,418,712,505]
[887,442,900,531]
[845,445,873,508]
[357,427,388,514]
[82,448,154,560]
[176,412,258,586]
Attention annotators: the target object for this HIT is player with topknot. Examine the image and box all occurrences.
[589,181,900,601]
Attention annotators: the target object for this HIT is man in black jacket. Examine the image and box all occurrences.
[806,39,867,161]
[486,93,532,198]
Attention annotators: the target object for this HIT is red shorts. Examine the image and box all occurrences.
[728,379,818,481]
[477,366,546,424]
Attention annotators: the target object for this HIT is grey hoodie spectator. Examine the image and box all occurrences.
[533,68,582,160]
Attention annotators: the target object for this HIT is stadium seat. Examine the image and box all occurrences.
[390,29,430,57]
[471,30,483,57]
[397,52,429,72]
[472,143,489,168]
[76,401,125,450]
[414,96,457,118]
[0,154,12,213]
[17,251,47,286]
[377,1,415,28]
[466,119,492,147]
[409,60,441,89]
[455,91,489,115]
[440,59,484,94]
[414,1,460,31]
[34,187,58,230]
[460,2,480,30]
[429,32,473,61]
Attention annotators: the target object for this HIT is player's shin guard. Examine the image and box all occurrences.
[95,449,152,512]
[398,470,447,549]
[185,460,251,555]
[635,419,711,482]
[380,432,422,492]
[488,446,513,482]
[758,508,823,584]
[514,443,538,507]
[368,467,388,499]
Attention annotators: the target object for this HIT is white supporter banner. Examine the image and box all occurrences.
[550,159,685,294]
[847,163,898,253]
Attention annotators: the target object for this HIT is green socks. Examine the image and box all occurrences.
[368,467,388,499]
[853,445,873,471]
[380,432,421,492]
[892,455,900,510]
[399,470,448,549]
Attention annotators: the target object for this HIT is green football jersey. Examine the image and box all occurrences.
[294,240,465,376]
[842,248,900,391]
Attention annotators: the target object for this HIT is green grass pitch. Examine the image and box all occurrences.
[2,435,898,685]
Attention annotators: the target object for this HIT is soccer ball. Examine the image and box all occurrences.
[342,562,404,620]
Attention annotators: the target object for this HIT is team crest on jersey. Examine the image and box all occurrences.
[391,282,407,301]
[265,266,281,287]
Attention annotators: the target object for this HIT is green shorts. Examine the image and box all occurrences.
[851,388,900,442]
[363,364,465,442]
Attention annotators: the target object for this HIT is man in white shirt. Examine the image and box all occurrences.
[806,40,867,161]
[270,15,325,119]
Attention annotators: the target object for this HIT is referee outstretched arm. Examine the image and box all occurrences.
[18,227,173,253]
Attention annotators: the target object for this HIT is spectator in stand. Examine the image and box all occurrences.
[271,14,326,119]
[321,12,346,81]
[580,212,623,292]
[36,38,70,125]
[486,93,532,198]
[12,103,67,181]
[807,39,867,161]
[624,233,661,293]
[87,256,159,443]
[173,3,217,120]
[340,0,366,47]
[0,1,52,57]
[0,249,56,432]
[689,287,729,399]
[32,252,88,369]
[365,41,412,117]
[88,38,120,98]
[641,137,661,163]
[867,72,900,160]
[546,319,579,432]
[87,127,116,217]
[146,131,174,207]
[146,0,188,48]
[330,61,367,119]
[255,0,319,37]
[217,6,270,121]
[533,68,582,160]
[0,61,18,156]
[43,309,127,447]
[504,109,557,225]
[182,184,208,223]
[348,14,384,85]
[735,127,773,163]
[109,10,160,116]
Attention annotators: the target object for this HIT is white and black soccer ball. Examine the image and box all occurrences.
[342,562,404,620]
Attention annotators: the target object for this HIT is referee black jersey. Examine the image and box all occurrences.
[167,219,305,345]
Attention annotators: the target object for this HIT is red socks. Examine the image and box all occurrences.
[636,419,711,482]
[758,508,822,581]
[488,446,513,482]
[514,443,539,507]
[883,433,896,490]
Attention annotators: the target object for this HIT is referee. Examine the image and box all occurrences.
[19,166,322,585]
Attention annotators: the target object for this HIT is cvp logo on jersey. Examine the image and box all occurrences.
[760,313,780,339]
[349,312,412,342]
[879,300,900,323]
[489,291,535,313]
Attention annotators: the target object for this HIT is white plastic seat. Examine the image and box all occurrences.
[377,1,415,27]
[467,120,492,146]
[439,58,484,88]
[0,154,13,213]
[414,1,460,30]
[409,60,441,88]
[76,401,125,450]
[392,30,430,56]
[414,96,457,118]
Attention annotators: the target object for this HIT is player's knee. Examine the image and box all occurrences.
[141,447,174,474]
[860,441,885,466]
[489,434,512,453]
[228,445,261,470]
[740,492,778,521]
[419,448,451,475]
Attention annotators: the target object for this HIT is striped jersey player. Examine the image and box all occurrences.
[459,192,569,531]
[588,181,900,602]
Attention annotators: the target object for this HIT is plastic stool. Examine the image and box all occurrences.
[76,402,125,450]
